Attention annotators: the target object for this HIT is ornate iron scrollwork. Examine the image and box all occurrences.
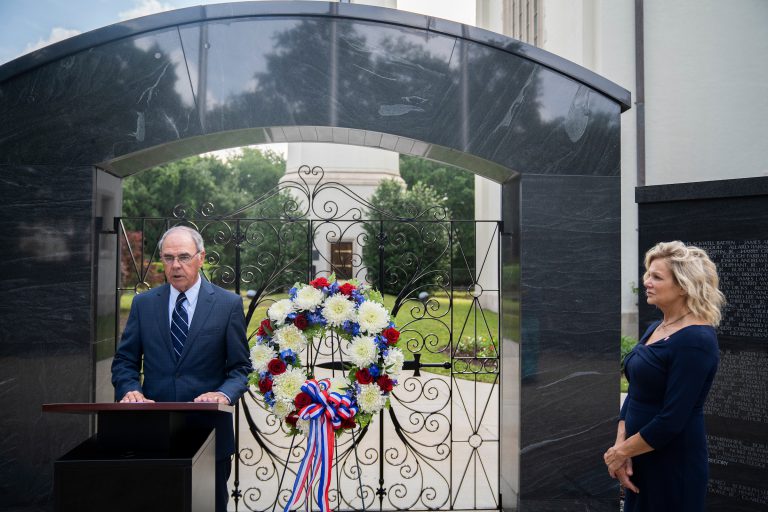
[116,165,501,511]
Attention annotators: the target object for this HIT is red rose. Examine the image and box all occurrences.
[340,416,356,429]
[339,282,356,296]
[377,375,394,392]
[356,368,374,384]
[310,277,330,289]
[293,314,309,330]
[267,358,287,375]
[294,392,313,410]
[257,318,273,337]
[286,413,299,426]
[382,327,400,346]
[258,378,273,393]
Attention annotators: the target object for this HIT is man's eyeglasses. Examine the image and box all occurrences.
[161,251,201,265]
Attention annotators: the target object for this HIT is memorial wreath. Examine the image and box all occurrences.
[248,276,403,511]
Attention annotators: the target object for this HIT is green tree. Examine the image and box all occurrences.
[122,148,287,218]
[122,155,223,218]
[121,149,308,294]
[362,180,451,300]
[398,156,476,286]
[398,156,475,221]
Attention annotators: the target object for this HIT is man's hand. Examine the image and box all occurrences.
[194,391,230,404]
[120,390,154,403]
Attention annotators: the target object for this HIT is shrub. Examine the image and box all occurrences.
[620,335,638,373]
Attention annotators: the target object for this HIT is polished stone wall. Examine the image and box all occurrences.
[518,174,621,511]
[637,177,768,511]
[0,3,628,510]
[0,165,94,508]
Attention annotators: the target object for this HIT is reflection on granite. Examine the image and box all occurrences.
[519,174,621,509]
[0,28,202,167]
[500,219,521,510]
[0,165,93,508]
[1,12,620,177]
[94,169,121,358]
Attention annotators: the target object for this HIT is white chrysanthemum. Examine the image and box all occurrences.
[348,335,379,368]
[268,299,294,325]
[357,383,387,414]
[295,285,324,311]
[272,367,307,401]
[272,399,294,420]
[322,294,356,327]
[296,419,311,435]
[250,343,277,374]
[357,301,390,333]
[384,347,405,376]
[273,324,307,353]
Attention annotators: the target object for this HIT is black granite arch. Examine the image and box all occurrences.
[0,3,629,511]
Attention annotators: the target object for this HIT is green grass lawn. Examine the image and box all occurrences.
[120,290,516,384]
[243,291,509,384]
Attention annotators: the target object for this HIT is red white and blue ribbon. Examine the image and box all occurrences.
[284,379,357,512]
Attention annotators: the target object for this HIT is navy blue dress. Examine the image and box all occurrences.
[620,322,719,512]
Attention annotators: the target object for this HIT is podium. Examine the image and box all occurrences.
[43,402,232,512]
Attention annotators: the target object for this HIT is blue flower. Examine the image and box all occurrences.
[308,311,327,326]
[264,391,275,406]
[289,287,298,299]
[352,290,365,305]
[329,281,340,294]
[375,335,388,350]
[343,320,361,336]
[280,349,296,364]
[368,365,380,378]
[259,370,270,380]
[286,311,297,320]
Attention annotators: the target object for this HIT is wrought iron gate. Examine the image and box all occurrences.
[117,167,502,511]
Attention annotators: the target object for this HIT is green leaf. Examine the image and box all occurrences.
[366,289,384,304]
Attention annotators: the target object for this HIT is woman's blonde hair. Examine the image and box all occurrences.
[644,241,726,326]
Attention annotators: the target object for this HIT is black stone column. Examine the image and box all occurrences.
[0,165,95,508]
[94,169,122,403]
[517,174,621,511]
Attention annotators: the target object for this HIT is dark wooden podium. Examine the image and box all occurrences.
[43,402,233,512]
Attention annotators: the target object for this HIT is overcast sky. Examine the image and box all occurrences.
[0,0,474,66]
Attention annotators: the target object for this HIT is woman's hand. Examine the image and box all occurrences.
[614,459,639,494]
[605,447,640,494]
[604,445,630,473]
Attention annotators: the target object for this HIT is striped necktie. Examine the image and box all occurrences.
[171,292,189,360]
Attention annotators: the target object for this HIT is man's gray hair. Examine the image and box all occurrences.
[158,226,205,253]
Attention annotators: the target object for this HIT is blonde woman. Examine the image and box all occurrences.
[604,241,726,512]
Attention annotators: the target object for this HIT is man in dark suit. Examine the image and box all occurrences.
[111,225,251,512]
